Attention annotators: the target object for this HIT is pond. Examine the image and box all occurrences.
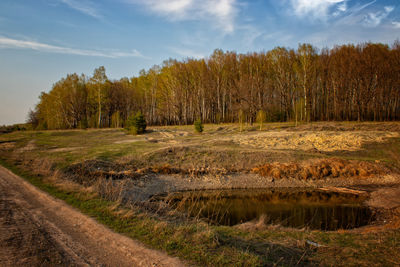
[162,189,374,230]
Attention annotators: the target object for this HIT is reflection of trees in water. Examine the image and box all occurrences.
[167,189,373,230]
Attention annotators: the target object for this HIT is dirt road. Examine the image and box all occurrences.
[0,166,185,267]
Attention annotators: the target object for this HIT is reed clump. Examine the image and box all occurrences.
[252,158,384,180]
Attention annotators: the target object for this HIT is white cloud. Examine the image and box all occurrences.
[128,0,238,33]
[290,0,346,19]
[337,2,347,12]
[363,6,394,27]
[0,36,146,58]
[384,6,394,13]
[332,2,347,16]
[145,0,192,16]
[393,21,400,29]
[60,0,101,18]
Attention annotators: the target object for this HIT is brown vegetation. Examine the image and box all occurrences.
[252,158,384,180]
[231,130,399,152]
[65,160,232,188]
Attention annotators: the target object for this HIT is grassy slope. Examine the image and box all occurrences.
[1,122,400,266]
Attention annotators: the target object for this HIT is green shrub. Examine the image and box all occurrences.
[127,126,138,135]
[194,119,204,133]
[126,112,147,134]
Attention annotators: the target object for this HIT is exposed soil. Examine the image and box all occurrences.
[367,186,400,209]
[0,166,185,267]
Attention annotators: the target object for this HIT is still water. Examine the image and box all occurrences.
[164,189,374,230]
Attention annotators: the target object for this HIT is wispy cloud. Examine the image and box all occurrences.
[331,1,376,26]
[332,2,347,17]
[293,1,398,48]
[363,6,394,27]
[128,0,238,33]
[60,0,101,18]
[0,36,146,58]
[169,47,205,59]
[290,0,346,19]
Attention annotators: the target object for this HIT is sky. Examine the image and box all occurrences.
[0,0,399,125]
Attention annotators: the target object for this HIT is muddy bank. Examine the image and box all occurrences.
[65,157,391,202]
[120,172,400,203]
[367,186,400,209]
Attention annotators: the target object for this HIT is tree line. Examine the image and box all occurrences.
[29,42,400,129]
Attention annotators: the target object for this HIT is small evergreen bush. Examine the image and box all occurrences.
[194,119,204,133]
[126,112,147,134]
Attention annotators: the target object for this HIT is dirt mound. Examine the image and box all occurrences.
[252,158,385,180]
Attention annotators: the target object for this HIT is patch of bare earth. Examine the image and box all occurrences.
[367,186,400,209]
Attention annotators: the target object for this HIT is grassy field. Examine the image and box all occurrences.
[1,122,400,266]
[2,121,399,169]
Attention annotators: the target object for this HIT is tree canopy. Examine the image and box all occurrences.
[29,42,400,129]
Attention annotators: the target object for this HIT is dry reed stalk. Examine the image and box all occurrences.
[252,158,384,180]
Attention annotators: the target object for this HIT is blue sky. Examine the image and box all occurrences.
[0,0,399,125]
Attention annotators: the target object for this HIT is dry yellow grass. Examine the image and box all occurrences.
[252,158,384,180]
[230,131,399,152]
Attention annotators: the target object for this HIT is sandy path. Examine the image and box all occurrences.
[0,166,185,267]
